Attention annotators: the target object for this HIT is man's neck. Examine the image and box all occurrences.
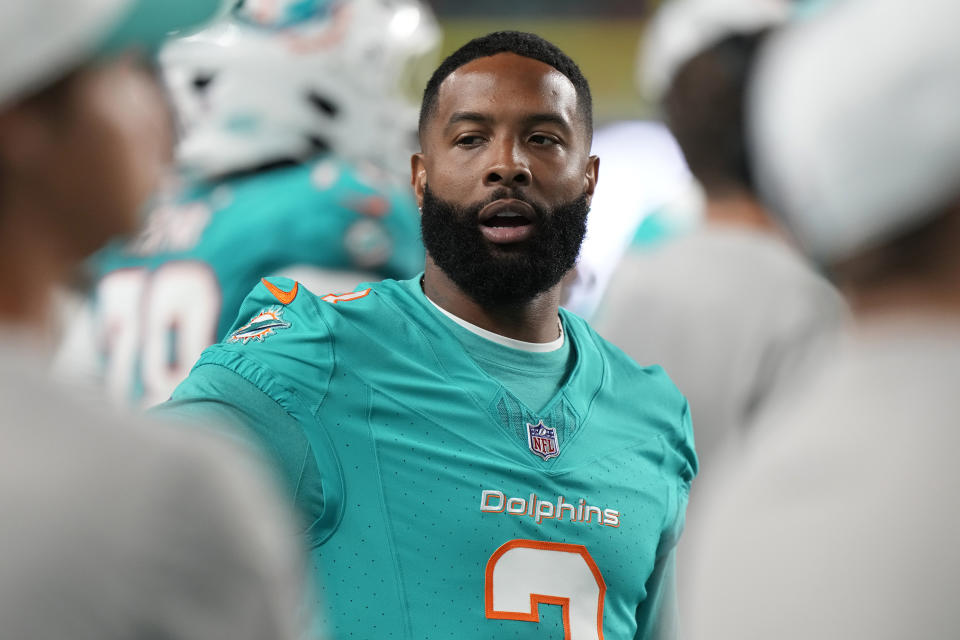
[841,203,960,320]
[704,190,781,235]
[846,275,960,320]
[422,257,563,344]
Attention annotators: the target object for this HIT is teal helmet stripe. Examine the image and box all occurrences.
[98,0,225,56]
[233,0,337,28]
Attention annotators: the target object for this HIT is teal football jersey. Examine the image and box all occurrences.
[163,276,697,639]
[85,158,423,407]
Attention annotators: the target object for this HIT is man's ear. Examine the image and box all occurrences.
[583,155,599,206]
[411,152,427,209]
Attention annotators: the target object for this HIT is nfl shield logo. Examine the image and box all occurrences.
[527,421,560,461]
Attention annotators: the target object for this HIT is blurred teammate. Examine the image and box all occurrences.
[601,0,845,467]
[161,31,698,639]
[688,0,960,636]
[595,0,847,608]
[594,0,848,618]
[60,0,438,407]
[0,0,306,637]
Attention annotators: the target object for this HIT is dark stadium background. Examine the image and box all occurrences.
[425,0,662,123]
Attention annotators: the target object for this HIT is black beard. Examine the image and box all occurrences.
[420,185,589,308]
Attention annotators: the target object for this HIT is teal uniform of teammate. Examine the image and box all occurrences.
[163,275,697,639]
[87,158,423,406]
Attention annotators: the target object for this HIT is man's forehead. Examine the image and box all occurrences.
[435,53,579,121]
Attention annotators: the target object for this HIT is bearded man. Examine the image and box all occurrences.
[162,30,697,640]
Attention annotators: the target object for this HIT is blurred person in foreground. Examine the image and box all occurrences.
[57,0,437,408]
[0,1,306,637]
[688,0,960,637]
[594,0,847,605]
[160,30,698,639]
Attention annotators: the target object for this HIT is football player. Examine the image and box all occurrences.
[58,0,439,407]
[161,31,698,639]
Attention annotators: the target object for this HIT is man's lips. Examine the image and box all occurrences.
[478,198,536,244]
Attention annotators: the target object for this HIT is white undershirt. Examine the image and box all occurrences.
[424,295,565,353]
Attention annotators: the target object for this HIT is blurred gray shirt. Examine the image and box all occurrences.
[688,317,960,639]
[597,226,845,465]
[0,335,307,640]
[594,226,847,617]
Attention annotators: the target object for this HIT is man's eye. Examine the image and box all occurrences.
[456,135,484,147]
[529,134,558,146]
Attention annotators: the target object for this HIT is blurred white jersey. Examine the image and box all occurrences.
[688,317,960,639]
[0,335,307,640]
[564,120,697,319]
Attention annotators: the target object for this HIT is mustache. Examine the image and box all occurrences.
[473,188,543,222]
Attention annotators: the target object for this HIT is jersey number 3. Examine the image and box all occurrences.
[485,539,606,639]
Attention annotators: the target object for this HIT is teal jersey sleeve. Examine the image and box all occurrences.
[160,276,345,547]
[161,365,336,546]
[587,340,696,640]
[634,402,695,640]
[635,547,679,640]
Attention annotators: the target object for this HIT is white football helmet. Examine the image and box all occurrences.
[160,0,441,180]
[638,0,793,103]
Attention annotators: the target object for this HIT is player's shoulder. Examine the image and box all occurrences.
[567,312,697,479]
[240,156,418,228]
[188,275,417,395]
[567,308,692,443]
[224,276,326,342]
[565,308,685,399]
[220,158,385,210]
[222,275,416,346]
[181,276,334,389]
[282,156,415,216]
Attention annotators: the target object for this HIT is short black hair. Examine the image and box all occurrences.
[418,31,593,142]
[664,31,769,196]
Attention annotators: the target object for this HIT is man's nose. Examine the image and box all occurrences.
[483,139,532,188]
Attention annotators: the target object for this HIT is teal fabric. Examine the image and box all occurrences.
[98,0,223,56]
[162,275,698,639]
[423,299,574,413]
[89,157,423,405]
[793,0,836,19]
[630,205,687,250]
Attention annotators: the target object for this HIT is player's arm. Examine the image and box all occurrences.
[634,544,680,640]
[158,357,339,548]
[635,401,697,640]
[154,277,344,546]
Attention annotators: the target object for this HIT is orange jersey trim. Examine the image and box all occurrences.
[321,288,371,304]
[484,539,606,640]
[262,278,299,305]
